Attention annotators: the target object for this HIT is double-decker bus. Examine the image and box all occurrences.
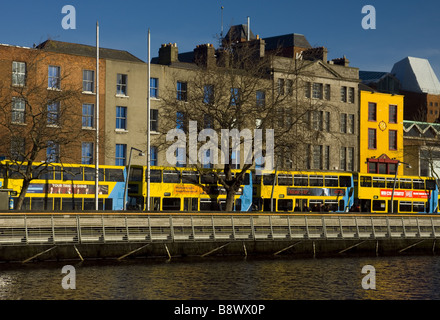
[127,165,253,212]
[0,161,126,211]
[353,172,438,214]
[252,170,354,213]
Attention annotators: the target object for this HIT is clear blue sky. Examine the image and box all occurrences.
[1,0,440,76]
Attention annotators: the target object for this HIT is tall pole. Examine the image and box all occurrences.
[147,28,151,211]
[390,163,400,213]
[95,21,100,211]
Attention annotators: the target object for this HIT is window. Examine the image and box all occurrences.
[323,111,330,132]
[177,81,187,101]
[48,66,61,89]
[150,77,158,98]
[115,144,127,166]
[12,61,26,86]
[82,104,94,129]
[323,146,330,170]
[203,85,214,104]
[176,147,185,167]
[176,111,185,131]
[150,109,158,132]
[368,128,377,149]
[231,150,240,169]
[340,113,347,133]
[389,130,397,150]
[46,141,59,163]
[340,147,346,171]
[278,78,285,95]
[312,83,323,99]
[324,84,331,100]
[348,114,355,134]
[10,137,25,161]
[150,146,158,166]
[12,97,26,124]
[305,82,311,98]
[256,90,265,107]
[340,86,347,102]
[286,80,293,95]
[83,70,94,93]
[389,105,398,123]
[347,147,354,171]
[116,106,127,130]
[47,102,60,126]
[117,74,127,96]
[368,102,377,121]
[81,142,94,164]
[230,88,240,106]
[312,145,322,170]
[348,87,355,103]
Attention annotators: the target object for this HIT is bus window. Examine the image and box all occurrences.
[235,199,242,211]
[426,179,436,190]
[386,178,397,188]
[294,174,308,186]
[325,200,338,212]
[163,170,180,183]
[32,166,54,180]
[400,179,412,189]
[413,202,425,212]
[310,200,323,212]
[84,167,104,181]
[191,198,198,211]
[151,197,160,211]
[277,199,293,212]
[372,177,385,188]
[325,175,338,187]
[182,171,199,184]
[129,167,143,181]
[105,169,124,182]
[372,200,386,211]
[263,199,276,212]
[263,174,275,186]
[162,198,181,211]
[339,176,352,187]
[252,174,262,186]
[201,173,216,184]
[399,201,412,212]
[413,179,424,190]
[359,176,372,187]
[150,170,161,183]
[63,167,83,181]
[310,175,323,187]
[243,173,250,185]
[278,174,293,186]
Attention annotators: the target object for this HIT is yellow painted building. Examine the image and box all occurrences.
[359,88,404,175]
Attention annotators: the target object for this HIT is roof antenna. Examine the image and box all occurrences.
[247,16,250,41]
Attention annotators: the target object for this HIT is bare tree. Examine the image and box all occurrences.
[157,39,329,211]
[0,48,91,210]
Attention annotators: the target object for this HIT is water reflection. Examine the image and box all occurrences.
[0,255,440,300]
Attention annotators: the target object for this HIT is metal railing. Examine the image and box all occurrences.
[1,214,440,246]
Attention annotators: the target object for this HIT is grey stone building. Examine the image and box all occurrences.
[147,25,360,173]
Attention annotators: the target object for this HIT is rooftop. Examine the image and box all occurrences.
[36,40,145,63]
[391,57,440,95]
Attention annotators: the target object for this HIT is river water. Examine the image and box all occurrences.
[1,254,440,302]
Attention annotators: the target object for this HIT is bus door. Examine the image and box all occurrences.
[295,199,308,212]
[387,200,398,213]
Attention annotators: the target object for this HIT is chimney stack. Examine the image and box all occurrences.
[194,43,216,68]
[158,43,178,65]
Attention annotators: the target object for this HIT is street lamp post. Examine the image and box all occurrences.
[390,160,411,213]
[124,147,145,211]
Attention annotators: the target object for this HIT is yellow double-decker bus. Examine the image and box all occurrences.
[353,173,438,213]
[127,166,253,212]
[252,170,354,213]
[0,161,126,211]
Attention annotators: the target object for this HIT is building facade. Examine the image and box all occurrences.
[359,87,404,175]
